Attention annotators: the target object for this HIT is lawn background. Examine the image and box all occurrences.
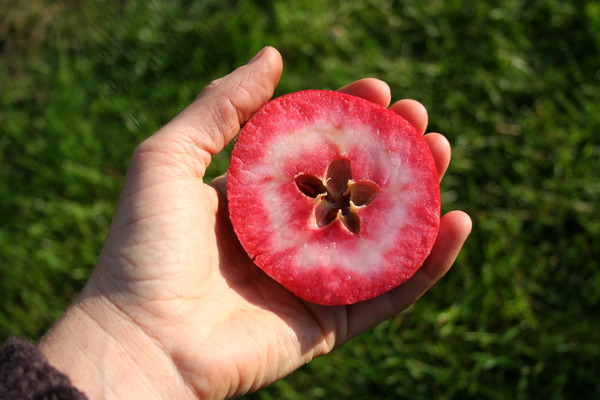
[1,0,599,398]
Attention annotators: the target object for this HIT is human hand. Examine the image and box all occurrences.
[39,46,471,400]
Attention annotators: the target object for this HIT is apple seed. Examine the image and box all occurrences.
[295,157,379,234]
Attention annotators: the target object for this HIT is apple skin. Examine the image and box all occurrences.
[227,90,440,305]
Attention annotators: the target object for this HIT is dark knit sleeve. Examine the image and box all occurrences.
[0,338,88,400]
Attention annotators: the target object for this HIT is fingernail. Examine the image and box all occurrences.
[247,46,268,64]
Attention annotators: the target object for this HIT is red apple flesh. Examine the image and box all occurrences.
[227,90,440,305]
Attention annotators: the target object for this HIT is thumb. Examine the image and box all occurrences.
[133,46,283,179]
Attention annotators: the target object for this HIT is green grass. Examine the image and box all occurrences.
[1,0,599,398]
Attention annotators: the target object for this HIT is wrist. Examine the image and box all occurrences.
[39,288,194,400]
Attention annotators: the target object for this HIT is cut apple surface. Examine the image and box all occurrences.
[227,90,440,305]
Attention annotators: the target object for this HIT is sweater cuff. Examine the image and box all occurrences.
[0,337,88,400]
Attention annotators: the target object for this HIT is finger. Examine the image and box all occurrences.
[411,210,472,289]
[136,46,283,178]
[389,99,429,135]
[210,173,228,199]
[424,132,451,181]
[342,210,472,341]
[337,78,391,107]
[169,46,283,152]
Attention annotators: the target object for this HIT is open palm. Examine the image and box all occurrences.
[40,47,471,400]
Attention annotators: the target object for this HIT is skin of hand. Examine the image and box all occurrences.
[39,46,472,400]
